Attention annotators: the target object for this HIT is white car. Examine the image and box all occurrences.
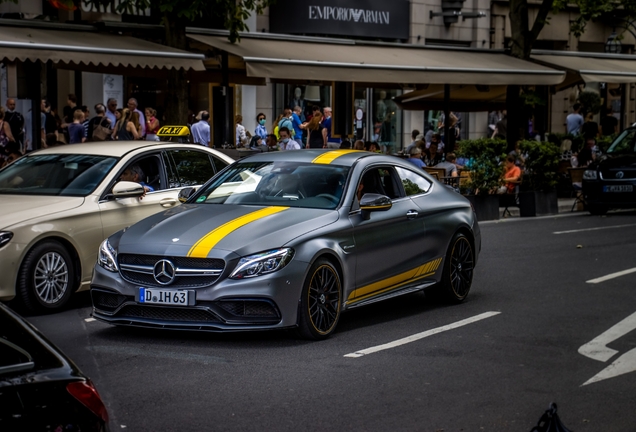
[0,141,234,312]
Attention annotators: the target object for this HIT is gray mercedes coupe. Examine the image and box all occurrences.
[91,150,481,339]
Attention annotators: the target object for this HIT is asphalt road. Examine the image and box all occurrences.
[24,211,636,432]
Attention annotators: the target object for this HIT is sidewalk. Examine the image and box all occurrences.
[499,198,578,218]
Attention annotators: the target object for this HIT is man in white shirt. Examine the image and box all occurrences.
[279,127,300,150]
[190,111,211,146]
[127,98,146,137]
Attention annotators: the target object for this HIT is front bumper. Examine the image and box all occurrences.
[583,179,636,208]
[90,259,309,331]
[0,242,24,301]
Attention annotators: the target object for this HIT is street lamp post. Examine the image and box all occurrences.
[605,31,622,54]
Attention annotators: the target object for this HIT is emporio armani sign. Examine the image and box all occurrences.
[308,6,391,25]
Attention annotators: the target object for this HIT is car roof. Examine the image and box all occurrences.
[238,149,383,167]
[31,141,221,158]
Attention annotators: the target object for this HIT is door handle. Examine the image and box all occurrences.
[160,198,178,207]
[406,210,419,219]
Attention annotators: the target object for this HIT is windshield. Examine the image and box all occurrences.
[607,129,636,154]
[192,161,350,210]
[0,154,118,196]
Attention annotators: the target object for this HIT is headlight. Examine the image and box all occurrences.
[0,231,13,248]
[583,170,598,180]
[230,248,294,279]
[98,239,118,272]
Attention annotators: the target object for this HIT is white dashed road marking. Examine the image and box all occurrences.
[553,223,636,235]
[586,267,636,284]
[344,311,501,358]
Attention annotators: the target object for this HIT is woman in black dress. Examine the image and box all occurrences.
[305,112,327,149]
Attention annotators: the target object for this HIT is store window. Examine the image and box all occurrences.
[273,84,332,124]
[373,88,402,153]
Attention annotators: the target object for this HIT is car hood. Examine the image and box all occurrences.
[594,153,636,170]
[117,204,339,258]
[0,195,85,230]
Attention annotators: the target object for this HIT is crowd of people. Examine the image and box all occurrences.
[0,94,164,167]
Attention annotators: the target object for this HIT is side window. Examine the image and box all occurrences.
[166,150,216,187]
[356,166,401,203]
[395,166,432,196]
[121,156,162,192]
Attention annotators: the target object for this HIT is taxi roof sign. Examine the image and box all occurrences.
[157,126,190,137]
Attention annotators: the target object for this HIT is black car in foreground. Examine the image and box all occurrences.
[583,127,636,215]
[0,303,109,431]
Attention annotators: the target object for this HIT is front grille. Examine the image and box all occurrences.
[115,305,220,322]
[217,300,279,317]
[92,290,129,312]
[118,254,225,288]
[601,169,636,180]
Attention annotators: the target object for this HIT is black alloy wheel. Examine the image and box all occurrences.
[297,258,342,340]
[441,233,474,303]
[18,240,76,313]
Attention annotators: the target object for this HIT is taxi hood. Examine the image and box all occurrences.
[117,204,339,258]
[0,195,84,230]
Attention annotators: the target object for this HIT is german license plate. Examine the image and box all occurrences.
[603,185,633,193]
[138,288,195,306]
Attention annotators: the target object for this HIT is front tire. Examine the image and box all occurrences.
[440,233,474,303]
[18,240,76,313]
[297,259,342,340]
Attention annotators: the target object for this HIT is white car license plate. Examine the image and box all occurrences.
[603,185,633,193]
[138,288,194,306]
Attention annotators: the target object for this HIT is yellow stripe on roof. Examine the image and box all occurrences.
[187,206,289,258]
[311,150,362,165]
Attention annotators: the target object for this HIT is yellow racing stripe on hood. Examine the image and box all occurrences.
[312,150,362,165]
[188,206,289,258]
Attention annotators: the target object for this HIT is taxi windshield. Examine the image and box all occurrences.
[192,161,350,210]
[0,154,118,196]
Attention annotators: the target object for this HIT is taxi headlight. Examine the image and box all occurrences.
[98,239,118,272]
[583,170,598,180]
[0,231,13,248]
[230,248,294,279]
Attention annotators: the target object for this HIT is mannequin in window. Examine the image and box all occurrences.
[290,87,306,122]
[376,90,387,123]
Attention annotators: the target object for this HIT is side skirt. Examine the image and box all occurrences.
[344,280,437,310]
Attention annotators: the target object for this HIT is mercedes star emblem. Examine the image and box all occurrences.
[153,259,176,285]
[616,171,625,179]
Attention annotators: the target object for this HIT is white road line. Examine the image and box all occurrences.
[578,311,636,362]
[586,268,636,284]
[344,311,501,358]
[583,347,636,386]
[84,317,96,323]
[553,223,636,235]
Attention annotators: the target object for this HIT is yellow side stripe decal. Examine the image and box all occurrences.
[311,150,362,165]
[187,206,289,258]
[348,257,443,303]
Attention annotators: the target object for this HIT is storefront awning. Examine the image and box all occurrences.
[0,26,205,71]
[394,84,507,111]
[188,33,565,86]
[532,50,636,84]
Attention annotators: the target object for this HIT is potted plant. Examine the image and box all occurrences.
[518,140,561,216]
[456,138,507,221]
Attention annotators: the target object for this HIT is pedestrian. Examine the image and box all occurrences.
[255,112,267,140]
[305,112,327,149]
[266,133,278,150]
[278,127,300,150]
[105,98,118,126]
[405,130,422,155]
[127,98,146,138]
[80,106,90,137]
[42,99,57,136]
[112,108,139,141]
[68,110,87,144]
[581,112,600,140]
[566,103,584,135]
[491,110,508,140]
[272,113,284,140]
[130,111,142,139]
[0,109,16,150]
[5,98,24,150]
[62,94,77,124]
[145,108,161,141]
[600,107,619,137]
[0,141,22,168]
[44,132,65,148]
[191,111,211,146]
[435,153,459,178]
[291,106,304,145]
[353,140,365,150]
[278,109,294,140]
[322,107,341,149]
[406,147,425,169]
[235,114,248,147]
[88,103,112,142]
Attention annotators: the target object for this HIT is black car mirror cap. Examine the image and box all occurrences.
[360,193,393,212]
[178,187,196,203]
[112,181,145,198]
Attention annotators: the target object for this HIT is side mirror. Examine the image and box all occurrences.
[178,187,196,203]
[360,193,392,218]
[112,181,145,198]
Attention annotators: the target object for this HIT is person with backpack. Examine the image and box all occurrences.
[278,109,295,140]
[0,108,16,152]
[87,103,112,142]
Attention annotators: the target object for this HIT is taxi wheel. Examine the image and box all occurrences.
[440,233,474,303]
[18,240,76,313]
[296,259,342,340]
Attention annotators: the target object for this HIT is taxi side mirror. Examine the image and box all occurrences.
[178,187,196,203]
[112,181,145,198]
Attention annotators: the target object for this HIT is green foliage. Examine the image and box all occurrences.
[596,134,615,154]
[578,90,602,115]
[518,140,561,192]
[456,138,507,196]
